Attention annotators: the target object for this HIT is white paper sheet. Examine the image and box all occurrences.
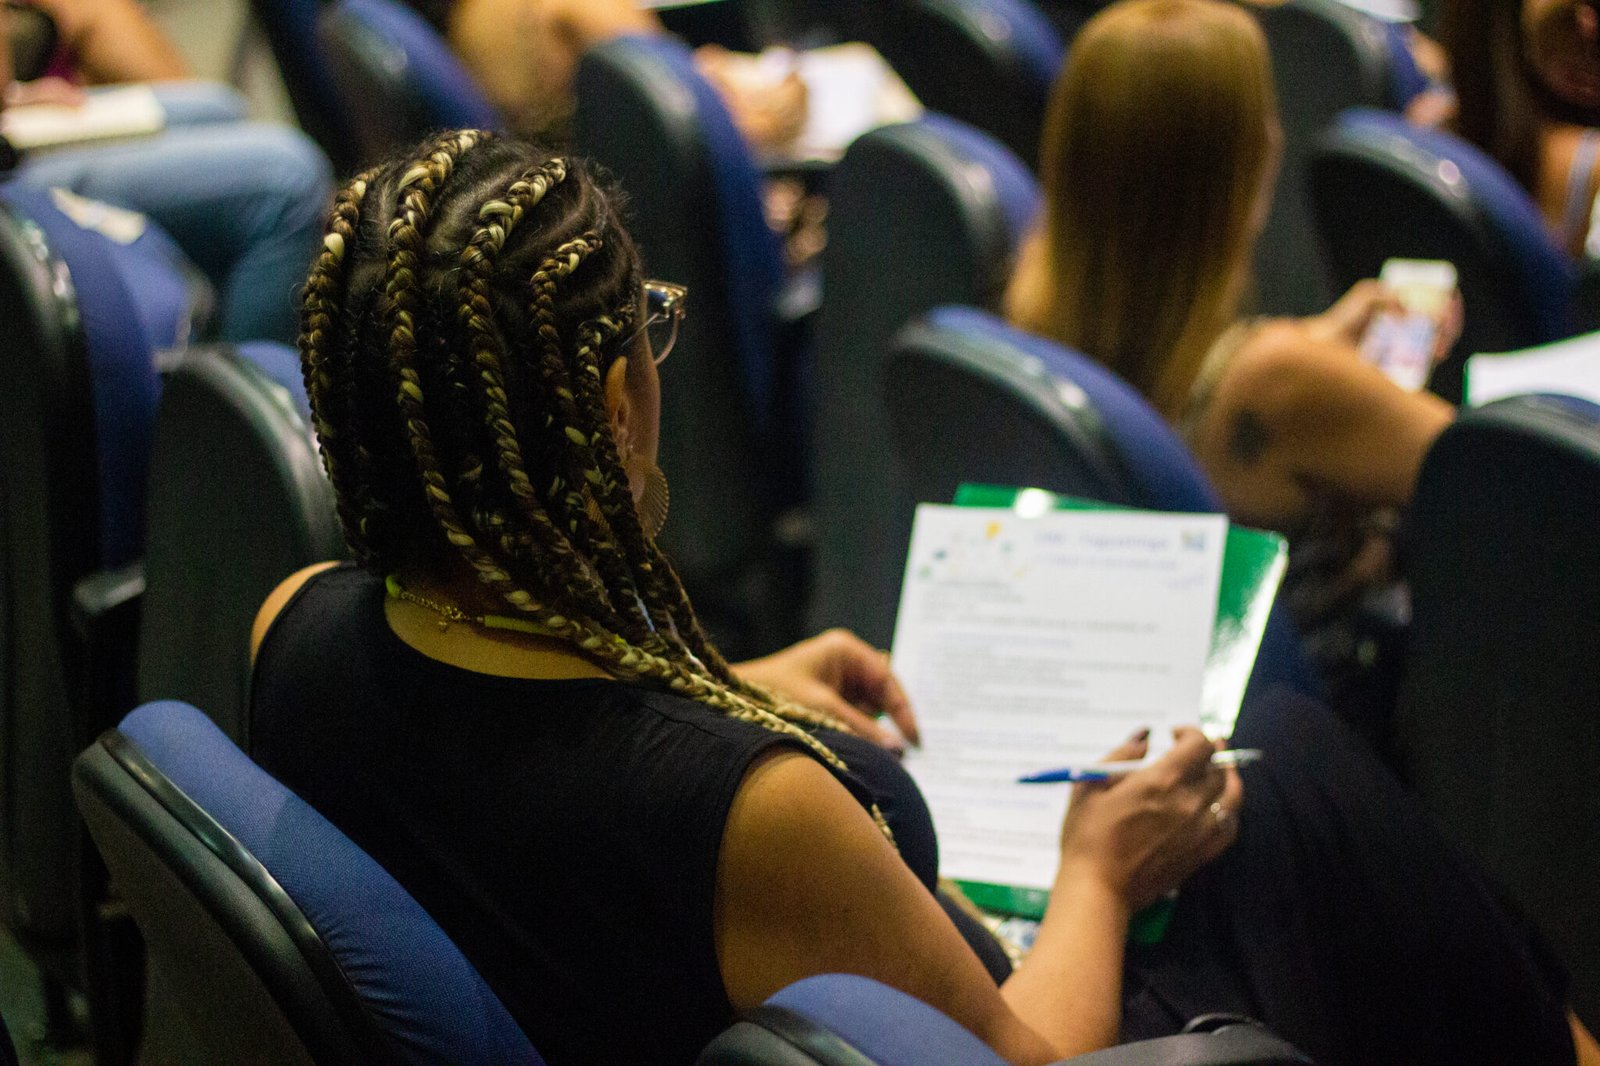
[1466,331,1600,407]
[1,85,166,151]
[789,43,921,162]
[892,505,1226,894]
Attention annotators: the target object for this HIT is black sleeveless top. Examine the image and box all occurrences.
[249,565,939,1065]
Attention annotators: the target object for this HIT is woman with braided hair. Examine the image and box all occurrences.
[249,130,1587,1065]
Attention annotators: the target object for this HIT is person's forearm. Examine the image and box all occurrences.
[999,869,1130,1057]
[35,0,187,83]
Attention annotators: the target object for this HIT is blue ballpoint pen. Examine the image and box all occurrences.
[1017,748,1263,784]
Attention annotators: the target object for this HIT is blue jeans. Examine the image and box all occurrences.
[16,83,332,344]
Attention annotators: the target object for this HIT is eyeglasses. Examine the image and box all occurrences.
[638,280,687,366]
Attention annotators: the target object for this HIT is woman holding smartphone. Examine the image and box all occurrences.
[1005,0,1460,713]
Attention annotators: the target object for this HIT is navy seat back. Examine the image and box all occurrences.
[1247,0,1407,317]
[1310,108,1577,401]
[73,700,542,1065]
[882,306,1319,703]
[248,0,362,172]
[1396,394,1600,1032]
[0,184,191,987]
[848,0,1064,168]
[318,0,503,168]
[136,344,343,745]
[812,116,1039,645]
[573,35,783,607]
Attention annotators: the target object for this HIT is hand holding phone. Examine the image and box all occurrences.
[1359,259,1459,392]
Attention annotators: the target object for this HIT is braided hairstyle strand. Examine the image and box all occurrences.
[296,132,890,841]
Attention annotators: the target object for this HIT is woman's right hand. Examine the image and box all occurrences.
[1055,727,1242,912]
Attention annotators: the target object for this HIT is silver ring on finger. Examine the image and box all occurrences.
[1209,801,1232,830]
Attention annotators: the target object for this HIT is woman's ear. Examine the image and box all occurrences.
[603,355,633,457]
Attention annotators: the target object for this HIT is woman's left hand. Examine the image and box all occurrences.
[1305,279,1403,348]
[733,629,920,752]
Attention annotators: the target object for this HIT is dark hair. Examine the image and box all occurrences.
[1440,0,1545,192]
[298,132,890,825]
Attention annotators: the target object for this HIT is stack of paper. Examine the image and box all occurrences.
[892,489,1285,918]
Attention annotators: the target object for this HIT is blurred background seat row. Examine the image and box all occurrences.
[3,0,1599,1060]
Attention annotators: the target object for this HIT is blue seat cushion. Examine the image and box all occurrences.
[767,974,1008,1066]
[1335,108,1576,341]
[1381,21,1430,111]
[342,0,503,130]
[118,701,542,1066]
[969,0,1066,87]
[0,182,197,568]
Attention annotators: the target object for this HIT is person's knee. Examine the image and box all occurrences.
[146,81,252,127]
[238,126,335,223]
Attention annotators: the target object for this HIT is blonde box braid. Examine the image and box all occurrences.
[298,132,894,843]
[455,162,657,646]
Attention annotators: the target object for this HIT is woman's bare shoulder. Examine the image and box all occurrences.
[250,561,342,660]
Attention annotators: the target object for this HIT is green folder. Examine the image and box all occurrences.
[944,484,1287,921]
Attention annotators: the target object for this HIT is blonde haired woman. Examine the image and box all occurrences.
[1007,0,1455,712]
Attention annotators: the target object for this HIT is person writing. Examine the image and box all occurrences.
[249,128,1591,1064]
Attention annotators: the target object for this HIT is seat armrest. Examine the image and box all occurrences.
[1061,1024,1314,1066]
[72,563,146,642]
[71,561,145,744]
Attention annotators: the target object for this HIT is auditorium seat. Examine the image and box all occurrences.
[848,0,1064,169]
[1397,393,1600,1034]
[318,0,504,168]
[80,702,1314,1066]
[1246,0,1418,318]
[881,305,1322,705]
[136,344,343,745]
[1309,108,1577,401]
[0,183,204,1056]
[573,34,794,653]
[811,116,1039,646]
[73,700,542,1065]
[699,973,1312,1064]
[246,0,362,172]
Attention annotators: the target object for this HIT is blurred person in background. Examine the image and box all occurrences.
[1007,0,1459,717]
[1441,0,1600,255]
[0,1,332,343]
[404,0,807,150]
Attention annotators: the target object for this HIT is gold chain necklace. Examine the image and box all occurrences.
[385,575,555,637]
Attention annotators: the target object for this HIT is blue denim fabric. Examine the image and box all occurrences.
[16,94,332,344]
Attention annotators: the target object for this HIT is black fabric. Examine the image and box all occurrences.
[1121,687,1576,1066]
[248,565,937,1066]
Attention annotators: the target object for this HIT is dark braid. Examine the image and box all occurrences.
[296,132,891,841]
[300,168,379,564]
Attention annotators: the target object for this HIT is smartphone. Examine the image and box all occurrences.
[1359,259,1458,391]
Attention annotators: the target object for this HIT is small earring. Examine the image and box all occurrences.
[638,463,670,539]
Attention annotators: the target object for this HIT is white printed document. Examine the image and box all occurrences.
[1466,331,1600,407]
[892,505,1226,902]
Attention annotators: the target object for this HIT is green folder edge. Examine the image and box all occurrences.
[944,484,1287,923]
